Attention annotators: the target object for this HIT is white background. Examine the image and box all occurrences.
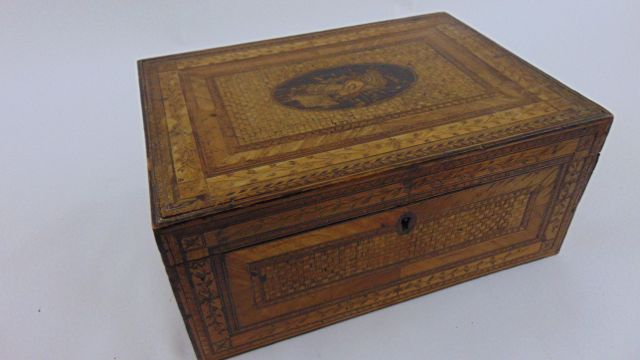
[2,1,639,359]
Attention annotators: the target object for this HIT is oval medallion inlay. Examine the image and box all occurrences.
[273,63,416,110]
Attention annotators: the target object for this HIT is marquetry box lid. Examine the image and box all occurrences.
[139,12,610,228]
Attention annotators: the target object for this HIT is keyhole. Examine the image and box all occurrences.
[401,216,411,230]
[397,212,416,235]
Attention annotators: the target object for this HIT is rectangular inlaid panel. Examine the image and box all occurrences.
[225,165,558,328]
[209,41,490,147]
[183,24,527,175]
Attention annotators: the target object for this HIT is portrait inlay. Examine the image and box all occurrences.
[273,63,417,110]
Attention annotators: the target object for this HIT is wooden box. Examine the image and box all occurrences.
[138,13,612,359]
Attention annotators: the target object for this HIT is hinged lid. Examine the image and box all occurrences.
[139,12,609,228]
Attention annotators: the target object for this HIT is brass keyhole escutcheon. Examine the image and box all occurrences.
[396,212,417,235]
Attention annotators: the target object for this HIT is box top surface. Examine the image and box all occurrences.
[139,12,610,226]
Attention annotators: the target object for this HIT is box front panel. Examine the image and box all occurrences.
[164,121,609,360]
